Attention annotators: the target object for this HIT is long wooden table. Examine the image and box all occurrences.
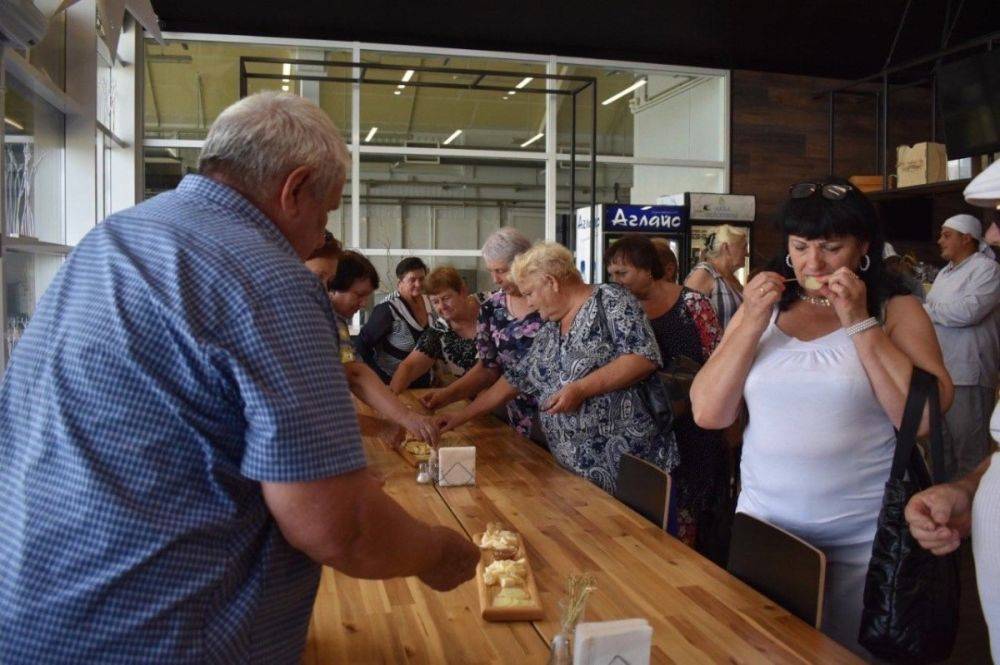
[303,393,861,664]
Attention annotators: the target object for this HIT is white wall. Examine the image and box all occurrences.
[630,76,726,202]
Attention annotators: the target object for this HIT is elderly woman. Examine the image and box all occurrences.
[439,242,677,494]
[357,256,432,386]
[691,178,954,656]
[606,235,724,551]
[305,250,438,443]
[389,266,481,394]
[684,224,748,329]
[419,228,544,441]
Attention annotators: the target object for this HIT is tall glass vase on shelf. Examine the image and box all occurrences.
[4,142,43,239]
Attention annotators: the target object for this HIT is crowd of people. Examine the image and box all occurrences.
[2,91,999,663]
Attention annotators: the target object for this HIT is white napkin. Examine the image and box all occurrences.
[437,446,476,486]
[573,619,652,665]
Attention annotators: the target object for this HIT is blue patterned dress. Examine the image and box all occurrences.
[503,284,679,493]
[475,290,544,438]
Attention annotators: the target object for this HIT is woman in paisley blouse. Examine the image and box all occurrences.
[420,228,544,441]
[606,235,726,553]
[440,242,678,494]
[389,266,481,394]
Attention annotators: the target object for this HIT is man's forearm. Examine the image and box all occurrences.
[347,362,414,426]
[327,486,446,579]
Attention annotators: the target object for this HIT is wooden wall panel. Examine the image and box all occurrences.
[729,69,984,269]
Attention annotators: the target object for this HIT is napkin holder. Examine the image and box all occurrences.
[437,446,476,486]
[572,619,652,665]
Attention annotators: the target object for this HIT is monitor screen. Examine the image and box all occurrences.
[878,197,934,243]
[937,49,1000,159]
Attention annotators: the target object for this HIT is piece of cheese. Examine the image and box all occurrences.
[479,523,519,551]
[402,440,431,459]
[493,587,532,607]
[801,275,823,290]
[483,558,527,588]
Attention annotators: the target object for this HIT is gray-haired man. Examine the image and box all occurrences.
[0,92,478,664]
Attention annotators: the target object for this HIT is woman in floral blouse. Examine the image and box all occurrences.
[389,266,481,394]
[439,242,678,494]
[606,235,725,554]
[421,228,544,441]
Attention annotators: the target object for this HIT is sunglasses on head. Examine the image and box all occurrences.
[789,182,855,200]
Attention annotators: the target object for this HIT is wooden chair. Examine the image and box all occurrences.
[614,453,672,531]
[726,512,827,629]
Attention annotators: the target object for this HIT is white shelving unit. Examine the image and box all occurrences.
[0,2,142,368]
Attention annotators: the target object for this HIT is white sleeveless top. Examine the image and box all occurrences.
[738,309,895,549]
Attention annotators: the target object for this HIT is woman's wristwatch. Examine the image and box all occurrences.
[845,316,880,337]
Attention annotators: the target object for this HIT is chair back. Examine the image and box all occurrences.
[615,453,671,530]
[727,512,827,628]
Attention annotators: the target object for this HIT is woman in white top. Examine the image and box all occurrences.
[691,178,953,657]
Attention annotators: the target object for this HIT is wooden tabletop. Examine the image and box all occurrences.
[303,392,861,664]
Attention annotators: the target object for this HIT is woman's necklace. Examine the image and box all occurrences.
[797,290,831,307]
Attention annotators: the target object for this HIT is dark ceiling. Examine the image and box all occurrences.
[151,0,1000,80]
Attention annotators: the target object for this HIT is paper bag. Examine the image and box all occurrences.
[896,142,948,188]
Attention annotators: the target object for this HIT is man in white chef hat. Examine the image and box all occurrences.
[924,205,1000,480]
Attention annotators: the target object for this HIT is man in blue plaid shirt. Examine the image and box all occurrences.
[0,92,478,664]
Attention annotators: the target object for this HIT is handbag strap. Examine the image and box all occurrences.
[889,368,945,483]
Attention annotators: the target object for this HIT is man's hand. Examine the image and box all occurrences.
[404,412,440,445]
[905,482,974,556]
[542,382,587,414]
[417,526,480,591]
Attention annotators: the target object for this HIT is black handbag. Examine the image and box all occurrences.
[858,367,960,663]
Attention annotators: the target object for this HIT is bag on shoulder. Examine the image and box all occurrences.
[858,367,959,663]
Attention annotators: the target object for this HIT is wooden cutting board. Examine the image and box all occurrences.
[474,533,544,622]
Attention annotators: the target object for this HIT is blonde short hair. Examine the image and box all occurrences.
[510,242,581,286]
[701,224,747,260]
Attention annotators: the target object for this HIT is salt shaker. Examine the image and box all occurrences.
[416,462,431,484]
[427,448,439,483]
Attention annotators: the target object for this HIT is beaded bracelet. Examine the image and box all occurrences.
[845,316,879,337]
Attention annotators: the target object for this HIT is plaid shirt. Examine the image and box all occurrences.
[0,175,366,664]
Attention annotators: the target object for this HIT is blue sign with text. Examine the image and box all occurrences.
[602,205,687,232]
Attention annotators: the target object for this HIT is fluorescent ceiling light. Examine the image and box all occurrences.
[520,132,544,148]
[394,90,402,95]
[508,90,516,95]
[4,117,24,131]
[282,63,290,83]
[601,79,647,106]
[281,85,289,92]
[397,84,405,89]
[443,129,462,145]
[515,77,533,89]
[365,127,378,142]
[401,69,414,82]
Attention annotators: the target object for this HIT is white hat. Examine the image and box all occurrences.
[964,159,1000,209]
[882,241,898,259]
[943,213,993,256]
